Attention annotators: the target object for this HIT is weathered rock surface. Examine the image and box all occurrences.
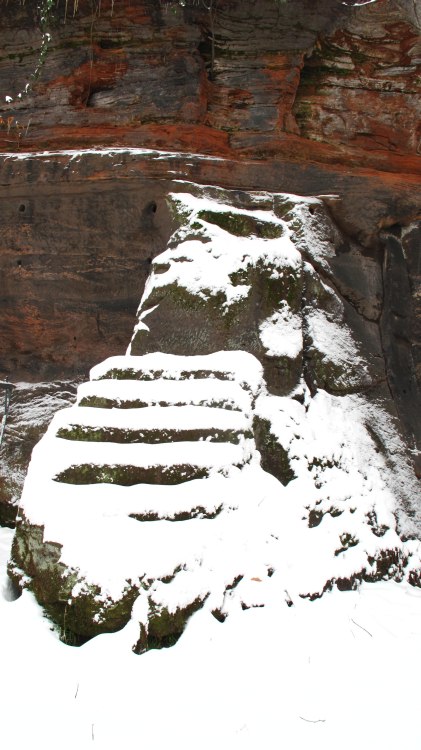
[131,192,377,397]
[0,2,419,521]
[0,175,173,381]
[8,188,421,648]
[0,0,419,176]
[0,381,78,526]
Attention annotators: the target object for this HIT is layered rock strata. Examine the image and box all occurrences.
[0,0,419,178]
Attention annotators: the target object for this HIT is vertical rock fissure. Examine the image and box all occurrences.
[379,230,421,452]
[379,236,399,405]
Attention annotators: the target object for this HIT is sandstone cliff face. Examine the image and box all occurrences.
[0,169,173,380]
[0,0,419,177]
[0,0,420,510]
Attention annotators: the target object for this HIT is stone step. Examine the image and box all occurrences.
[77,378,252,412]
[90,351,263,394]
[33,436,253,486]
[21,474,239,524]
[19,469,256,589]
[52,405,252,444]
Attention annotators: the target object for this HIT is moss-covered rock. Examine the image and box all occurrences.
[262,353,303,397]
[131,248,303,397]
[78,393,240,410]
[56,424,249,444]
[9,517,141,640]
[253,416,296,486]
[44,579,140,641]
[197,209,284,239]
[93,366,245,383]
[130,280,264,360]
[55,462,210,486]
[9,520,67,604]
[303,335,374,395]
[133,593,206,654]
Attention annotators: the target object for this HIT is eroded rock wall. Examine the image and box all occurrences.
[0,0,420,509]
[0,0,419,175]
[0,172,173,380]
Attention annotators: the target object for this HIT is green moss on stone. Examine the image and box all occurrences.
[197,209,283,239]
[305,348,366,395]
[57,424,248,444]
[97,368,163,381]
[257,260,302,312]
[253,416,295,486]
[10,516,143,640]
[55,462,210,486]
[273,196,300,221]
[80,394,240,410]
[134,595,206,654]
[166,197,193,227]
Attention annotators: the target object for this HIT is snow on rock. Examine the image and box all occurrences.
[259,302,303,359]
[254,389,421,597]
[9,351,267,643]
[0,381,78,526]
[77,376,254,411]
[7,186,421,669]
[3,532,421,749]
[129,189,382,398]
[140,192,299,307]
[52,404,252,443]
[90,350,264,392]
[129,191,305,394]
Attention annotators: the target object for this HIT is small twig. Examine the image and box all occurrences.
[74,683,79,699]
[350,618,372,637]
[284,589,294,607]
[91,723,95,741]
[299,716,326,723]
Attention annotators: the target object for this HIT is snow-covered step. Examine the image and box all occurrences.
[33,437,254,486]
[77,378,252,412]
[51,405,252,444]
[21,475,237,525]
[90,352,263,393]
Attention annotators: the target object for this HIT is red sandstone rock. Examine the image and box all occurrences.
[0,0,418,178]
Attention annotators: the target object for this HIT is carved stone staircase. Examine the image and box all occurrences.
[10,188,421,652]
[11,351,264,645]
[50,351,260,486]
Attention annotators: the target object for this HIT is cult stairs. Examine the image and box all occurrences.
[10,351,264,646]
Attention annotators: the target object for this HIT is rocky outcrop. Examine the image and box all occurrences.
[9,349,262,643]
[9,187,421,647]
[130,191,381,397]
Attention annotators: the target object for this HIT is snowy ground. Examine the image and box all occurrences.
[1,524,421,749]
